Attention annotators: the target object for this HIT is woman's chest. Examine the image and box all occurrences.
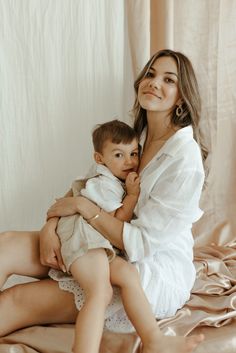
[135,154,171,211]
[138,141,166,175]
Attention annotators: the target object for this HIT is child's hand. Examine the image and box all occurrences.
[125,172,140,197]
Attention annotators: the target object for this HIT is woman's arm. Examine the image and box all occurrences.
[47,196,125,249]
[39,189,73,271]
[46,174,140,248]
[39,216,66,271]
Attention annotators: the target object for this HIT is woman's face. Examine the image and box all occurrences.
[138,56,181,115]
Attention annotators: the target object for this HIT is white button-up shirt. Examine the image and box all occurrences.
[123,126,205,314]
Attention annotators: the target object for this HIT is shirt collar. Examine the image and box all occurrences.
[95,163,116,178]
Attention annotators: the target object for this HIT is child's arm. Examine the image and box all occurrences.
[114,172,140,222]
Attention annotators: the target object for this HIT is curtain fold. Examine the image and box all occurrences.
[150,1,236,350]
[151,0,236,245]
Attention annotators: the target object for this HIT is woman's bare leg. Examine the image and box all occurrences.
[110,257,204,353]
[0,279,77,337]
[70,249,113,353]
[0,231,49,288]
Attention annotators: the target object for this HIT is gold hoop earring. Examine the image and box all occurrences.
[176,105,183,117]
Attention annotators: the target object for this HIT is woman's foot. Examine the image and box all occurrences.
[142,328,204,353]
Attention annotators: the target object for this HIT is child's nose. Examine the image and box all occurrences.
[125,156,132,165]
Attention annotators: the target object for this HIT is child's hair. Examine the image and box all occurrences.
[133,49,208,161]
[92,120,138,153]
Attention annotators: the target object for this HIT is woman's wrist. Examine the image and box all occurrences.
[46,216,59,228]
[84,208,102,222]
[76,196,99,219]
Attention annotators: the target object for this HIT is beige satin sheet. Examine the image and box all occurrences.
[1,224,236,353]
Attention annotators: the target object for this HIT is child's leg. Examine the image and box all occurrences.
[0,231,49,288]
[70,249,113,353]
[110,256,203,353]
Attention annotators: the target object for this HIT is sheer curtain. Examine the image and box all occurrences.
[0,0,149,231]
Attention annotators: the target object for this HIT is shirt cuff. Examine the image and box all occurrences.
[123,221,144,262]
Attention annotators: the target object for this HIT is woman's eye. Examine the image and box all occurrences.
[146,71,154,78]
[165,77,175,84]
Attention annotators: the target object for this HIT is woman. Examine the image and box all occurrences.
[0,49,205,353]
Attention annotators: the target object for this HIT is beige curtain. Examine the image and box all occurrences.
[0,0,149,232]
[149,1,236,352]
[151,0,236,245]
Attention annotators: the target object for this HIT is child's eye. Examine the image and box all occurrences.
[131,152,138,157]
[115,153,123,158]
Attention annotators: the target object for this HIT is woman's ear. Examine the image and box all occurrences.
[176,98,184,106]
[94,152,104,165]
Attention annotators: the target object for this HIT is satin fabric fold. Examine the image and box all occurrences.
[1,223,236,353]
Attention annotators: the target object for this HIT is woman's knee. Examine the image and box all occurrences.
[0,231,16,273]
[0,230,15,248]
[0,230,46,279]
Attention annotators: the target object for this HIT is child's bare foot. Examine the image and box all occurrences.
[142,328,204,353]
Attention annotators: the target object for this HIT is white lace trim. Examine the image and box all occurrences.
[49,268,135,333]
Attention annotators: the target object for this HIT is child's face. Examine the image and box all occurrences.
[95,138,139,180]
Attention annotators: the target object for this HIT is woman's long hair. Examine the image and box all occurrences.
[133,49,207,161]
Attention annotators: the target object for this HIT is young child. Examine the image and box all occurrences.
[53,119,140,273]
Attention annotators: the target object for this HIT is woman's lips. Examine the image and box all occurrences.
[144,91,161,99]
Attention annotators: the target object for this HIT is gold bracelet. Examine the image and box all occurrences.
[85,208,102,222]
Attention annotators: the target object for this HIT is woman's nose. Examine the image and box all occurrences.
[148,78,161,89]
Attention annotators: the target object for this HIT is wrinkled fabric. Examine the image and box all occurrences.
[158,234,236,338]
[1,228,236,352]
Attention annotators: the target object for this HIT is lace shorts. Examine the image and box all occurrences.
[49,268,134,332]
[49,265,189,333]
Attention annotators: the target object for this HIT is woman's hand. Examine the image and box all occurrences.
[39,218,66,272]
[47,196,99,221]
[47,197,79,220]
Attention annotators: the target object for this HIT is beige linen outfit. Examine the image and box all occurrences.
[56,163,125,272]
[49,126,205,333]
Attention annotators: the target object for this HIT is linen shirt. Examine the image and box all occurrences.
[123,125,205,295]
[79,164,124,212]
